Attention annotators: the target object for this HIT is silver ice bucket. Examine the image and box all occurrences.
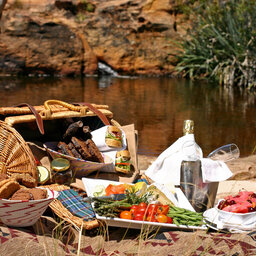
[180,160,219,212]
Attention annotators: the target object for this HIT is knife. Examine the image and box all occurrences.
[84,193,126,202]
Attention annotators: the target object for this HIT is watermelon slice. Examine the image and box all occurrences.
[218,191,256,213]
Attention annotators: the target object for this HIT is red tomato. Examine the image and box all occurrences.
[120,211,132,220]
[146,204,159,216]
[146,214,157,222]
[133,213,145,221]
[157,205,169,215]
[131,205,139,210]
[157,214,168,223]
[137,207,146,216]
[130,205,139,216]
[138,202,147,208]
[167,216,173,224]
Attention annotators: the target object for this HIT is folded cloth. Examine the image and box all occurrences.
[217,219,256,233]
[145,134,233,185]
[201,158,233,183]
[58,189,95,220]
[145,134,202,185]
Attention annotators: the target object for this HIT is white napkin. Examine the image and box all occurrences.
[145,134,233,185]
[218,221,256,233]
[201,158,233,183]
[99,151,117,173]
[145,134,202,185]
[204,208,256,233]
[91,125,127,152]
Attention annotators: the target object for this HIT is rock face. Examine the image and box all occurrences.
[0,0,188,76]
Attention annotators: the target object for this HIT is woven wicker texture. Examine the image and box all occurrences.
[0,120,38,185]
[42,183,99,230]
[1,100,115,127]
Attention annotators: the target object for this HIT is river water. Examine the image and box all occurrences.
[0,76,256,157]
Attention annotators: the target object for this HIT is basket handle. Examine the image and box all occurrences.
[14,101,110,135]
[42,100,110,126]
[13,103,45,135]
[41,100,88,118]
[75,102,110,126]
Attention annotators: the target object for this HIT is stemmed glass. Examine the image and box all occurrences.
[207,143,240,162]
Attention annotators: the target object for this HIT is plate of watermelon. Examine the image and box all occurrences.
[204,191,256,232]
[216,191,256,224]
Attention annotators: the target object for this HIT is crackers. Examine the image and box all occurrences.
[0,175,47,200]
[0,179,20,199]
[10,188,47,201]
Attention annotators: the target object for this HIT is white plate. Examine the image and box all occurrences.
[82,178,207,231]
[203,208,222,231]
[203,208,256,233]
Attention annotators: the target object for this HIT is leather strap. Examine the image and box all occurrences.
[13,103,45,135]
[76,102,110,126]
[13,102,109,135]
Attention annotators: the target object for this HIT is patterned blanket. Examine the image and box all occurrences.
[0,217,255,256]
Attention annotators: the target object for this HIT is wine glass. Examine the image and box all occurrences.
[207,143,240,162]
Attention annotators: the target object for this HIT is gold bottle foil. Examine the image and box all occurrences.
[183,120,194,135]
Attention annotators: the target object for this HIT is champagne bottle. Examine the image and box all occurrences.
[180,120,207,212]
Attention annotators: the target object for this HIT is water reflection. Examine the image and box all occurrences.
[0,76,255,157]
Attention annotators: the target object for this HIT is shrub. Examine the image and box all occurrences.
[175,0,256,89]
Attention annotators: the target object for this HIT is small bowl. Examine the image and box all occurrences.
[216,200,256,225]
[0,188,58,227]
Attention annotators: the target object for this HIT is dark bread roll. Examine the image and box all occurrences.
[57,141,75,157]
[71,137,92,159]
[85,139,104,163]
[71,137,104,163]
[68,142,82,158]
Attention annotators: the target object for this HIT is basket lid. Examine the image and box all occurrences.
[0,120,38,186]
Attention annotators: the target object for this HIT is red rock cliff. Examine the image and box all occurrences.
[0,0,189,76]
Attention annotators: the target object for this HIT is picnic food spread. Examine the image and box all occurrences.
[89,180,204,227]
[0,101,254,233]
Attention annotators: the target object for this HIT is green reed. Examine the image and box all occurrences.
[175,0,256,89]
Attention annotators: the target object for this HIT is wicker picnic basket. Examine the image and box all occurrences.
[0,120,38,185]
[0,100,137,230]
[0,100,121,144]
[42,183,100,230]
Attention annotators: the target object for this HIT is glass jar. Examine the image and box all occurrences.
[51,158,72,185]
